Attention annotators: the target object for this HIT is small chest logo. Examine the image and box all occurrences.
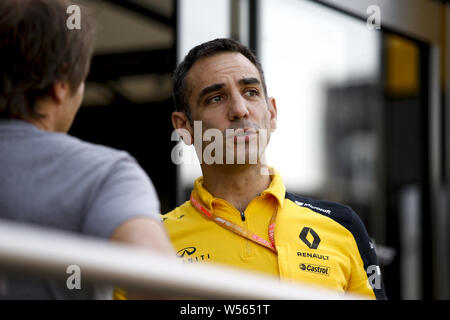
[176,247,197,258]
[299,227,321,249]
[176,246,211,264]
[299,263,330,276]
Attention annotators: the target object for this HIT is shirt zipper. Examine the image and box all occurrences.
[224,204,251,256]
[240,211,252,256]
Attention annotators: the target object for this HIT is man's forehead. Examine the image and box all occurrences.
[186,52,261,91]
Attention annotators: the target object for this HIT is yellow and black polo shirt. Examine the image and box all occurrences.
[162,170,387,300]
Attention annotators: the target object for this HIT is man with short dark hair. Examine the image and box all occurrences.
[0,0,174,299]
[163,38,387,299]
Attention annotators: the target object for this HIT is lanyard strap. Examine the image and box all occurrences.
[190,194,278,253]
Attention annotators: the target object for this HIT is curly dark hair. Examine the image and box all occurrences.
[0,0,95,119]
[172,38,268,120]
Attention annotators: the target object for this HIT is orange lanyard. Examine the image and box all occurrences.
[190,194,278,253]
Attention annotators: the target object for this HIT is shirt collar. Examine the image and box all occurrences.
[192,167,286,210]
[192,176,215,211]
[260,168,286,208]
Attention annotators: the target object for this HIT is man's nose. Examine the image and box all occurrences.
[228,94,249,120]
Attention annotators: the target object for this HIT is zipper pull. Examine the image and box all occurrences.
[240,211,246,221]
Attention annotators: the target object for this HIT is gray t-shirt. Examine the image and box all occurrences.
[0,119,160,299]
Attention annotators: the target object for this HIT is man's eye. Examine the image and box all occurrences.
[208,96,223,103]
[245,89,259,97]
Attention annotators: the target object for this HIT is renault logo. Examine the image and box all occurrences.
[176,247,197,258]
[299,227,320,249]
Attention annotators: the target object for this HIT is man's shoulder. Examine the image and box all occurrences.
[284,191,361,233]
[0,119,127,159]
[60,134,131,161]
[0,122,136,180]
[161,200,209,241]
[162,200,196,222]
[39,133,137,174]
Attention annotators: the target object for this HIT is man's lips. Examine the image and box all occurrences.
[225,127,258,137]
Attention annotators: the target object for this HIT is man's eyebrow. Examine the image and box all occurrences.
[198,83,225,104]
[239,77,261,86]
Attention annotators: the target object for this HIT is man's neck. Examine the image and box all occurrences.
[21,104,58,132]
[201,164,272,212]
[21,96,72,133]
[26,116,53,132]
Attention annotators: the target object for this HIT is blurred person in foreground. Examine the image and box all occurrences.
[0,0,173,299]
[162,38,387,300]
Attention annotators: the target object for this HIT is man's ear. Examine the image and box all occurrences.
[171,111,194,145]
[51,81,70,104]
[267,97,277,132]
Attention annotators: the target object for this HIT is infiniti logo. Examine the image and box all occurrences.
[176,247,197,258]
